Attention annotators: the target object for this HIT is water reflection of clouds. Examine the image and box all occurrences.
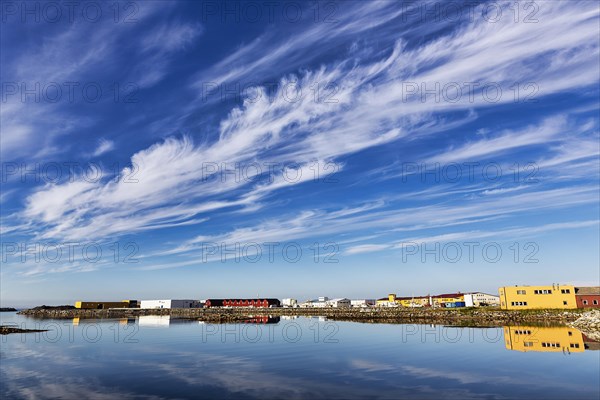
[126,351,519,400]
[1,363,165,400]
[346,358,598,399]
[401,365,498,385]
[1,320,598,400]
[140,361,452,399]
[1,342,163,399]
[1,347,594,400]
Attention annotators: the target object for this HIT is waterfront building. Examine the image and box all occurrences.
[300,297,327,307]
[503,326,585,353]
[204,298,281,308]
[430,293,465,307]
[575,287,600,308]
[464,293,500,307]
[377,292,499,308]
[375,295,392,307]
[376,294,404,307]
[328,298,351,308]
[300,297,351,308]
[139,299,201,309]
[498,285,577,309]
[350,299,376,307]
[376,294,428,307]
[75,300,136,309]
[281,298,298,307]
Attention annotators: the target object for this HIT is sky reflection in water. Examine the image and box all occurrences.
[1,313,598,400]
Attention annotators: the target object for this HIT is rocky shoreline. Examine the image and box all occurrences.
[569,310,600,341]
[17,307,590,327]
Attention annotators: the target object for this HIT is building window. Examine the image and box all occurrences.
[561,289,571,294]
[594,300,599,305]
[570,343,580,348]
[563,301,568,305]
[515,330,532,335]
[524,342,534,347]
[568,331,573,336]
[517,290,526,295]
[542,342,560,348]
[583,300,588,305]
[511,301,528,306]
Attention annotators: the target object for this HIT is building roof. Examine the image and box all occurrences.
[464,292,499,297]
[140,299,197,302]
[575,287,600,295]
[432,293,463,298]
[205,298,280,301]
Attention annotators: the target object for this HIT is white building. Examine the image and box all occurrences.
[351,299,376,308]
[281,298,298,307]
[300,298,325,308]
[328,298,351,308]
[140,299,201,309]
[300,296,327,308]
[464,293,500,307]
[300,297,351,308]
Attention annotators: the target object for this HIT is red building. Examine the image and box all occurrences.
[575,287,600,308]
[204,298,281,308]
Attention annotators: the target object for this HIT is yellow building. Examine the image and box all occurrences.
[376,293,467,307]
[498,285,576,309]
[504,326,584,353]
[376,294,431,307]
[397,297,430,307]
[376,294,401,307]
[75,300,133,309]
[431,293,464,307]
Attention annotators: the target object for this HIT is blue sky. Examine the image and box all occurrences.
[1,1,599,307]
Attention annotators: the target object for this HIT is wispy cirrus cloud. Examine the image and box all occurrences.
[2,0,599,280]
[92,139,115,157]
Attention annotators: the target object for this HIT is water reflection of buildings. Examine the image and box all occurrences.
[72,317,136,326]
[504,326,599,353]
[582,334,600,351]
[138,315,171,327]
[241,316,280,324]
[198,316,281,324]
[137,316,197,327]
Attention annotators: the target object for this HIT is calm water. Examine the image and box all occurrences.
[1,312,599,399]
